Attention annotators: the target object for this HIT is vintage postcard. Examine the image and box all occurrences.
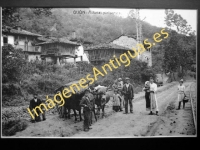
[1,8,197,138]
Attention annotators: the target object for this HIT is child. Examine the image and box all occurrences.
[177,79,186,110]
[112,89,122,112]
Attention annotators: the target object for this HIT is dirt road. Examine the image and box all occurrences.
[10,81,196,137]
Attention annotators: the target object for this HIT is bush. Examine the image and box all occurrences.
[2,44,26,83]
[2,83,22,96]
[178,71,185,78]
[101,77,113,87]
[2,119,28,136]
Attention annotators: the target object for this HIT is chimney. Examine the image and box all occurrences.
[14,25,22,31]
[72,31,76,39]
[17,26,21,31]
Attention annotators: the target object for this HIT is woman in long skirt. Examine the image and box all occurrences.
[177,79,186,110]
[143,81,151,111]
[149,77,159,116]
[112,89,122,112]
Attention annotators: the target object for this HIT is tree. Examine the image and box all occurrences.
[2,44,27,83]
[165,9,193,35]
[163,10,196,81]
[162,31,179,72]
[2,7,52,30]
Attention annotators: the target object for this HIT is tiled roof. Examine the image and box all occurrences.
[123,34,137,39]
[37,36,59,42]
[3,27,42,37]
[108,34,137,43]
[36,38,81,46]
[84,43,129,51]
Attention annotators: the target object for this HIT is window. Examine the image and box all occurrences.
[3,37,8,44]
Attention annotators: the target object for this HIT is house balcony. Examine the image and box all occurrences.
[89,56,105,62]
[14,45,41,53]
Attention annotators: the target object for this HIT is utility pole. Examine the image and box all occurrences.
[129,9,143,60]
[136,9,143,60]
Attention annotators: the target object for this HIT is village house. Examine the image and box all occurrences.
[36,37,82,65]
[2,26,42,62]
[109,34,152,66]
[84,43,129,65]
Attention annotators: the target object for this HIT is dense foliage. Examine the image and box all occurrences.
[13,8,161,44]
[162,10,196,79]
[2,44,26,83]
[2,8,196,106]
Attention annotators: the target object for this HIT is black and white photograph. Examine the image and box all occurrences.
[1,7,197,138]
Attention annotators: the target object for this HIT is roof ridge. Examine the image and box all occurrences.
[3,26,42,37]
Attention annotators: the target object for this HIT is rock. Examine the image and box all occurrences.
[173,121,176,123]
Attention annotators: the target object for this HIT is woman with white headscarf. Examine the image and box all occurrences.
[149,77,159,116]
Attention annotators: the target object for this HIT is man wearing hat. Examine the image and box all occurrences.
[29,93,46,123]
[122,77,134,114]
[80,89,93,131]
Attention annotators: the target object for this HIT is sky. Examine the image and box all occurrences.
[90,8,197,32]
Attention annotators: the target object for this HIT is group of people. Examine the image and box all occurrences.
[112,77,134,114]
[143,77,159,115]
[112,76,159,116]
[143,77,187,116]
[28,76,187,133]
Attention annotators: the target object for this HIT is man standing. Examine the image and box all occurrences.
[80,89,93,132]
[29,93,46,123]
[122,77,134,114]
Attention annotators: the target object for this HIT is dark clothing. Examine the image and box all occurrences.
[29,98,46,121]
[83,110,90,129]
[80,95,92,130]
[122,84,134,99]
[124,97,133,113]
[122,84,134,113]
[145,92,151,111]
[144,86,151,111]
[29,98,42,110]
[113,106,120,112]
[89,111,93,126]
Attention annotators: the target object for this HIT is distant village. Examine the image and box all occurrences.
[1,25,152,67]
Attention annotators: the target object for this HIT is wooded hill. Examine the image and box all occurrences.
[16,8,162,44]
[2,8,196,107]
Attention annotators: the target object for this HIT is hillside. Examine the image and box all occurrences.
[17,8,162,44]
